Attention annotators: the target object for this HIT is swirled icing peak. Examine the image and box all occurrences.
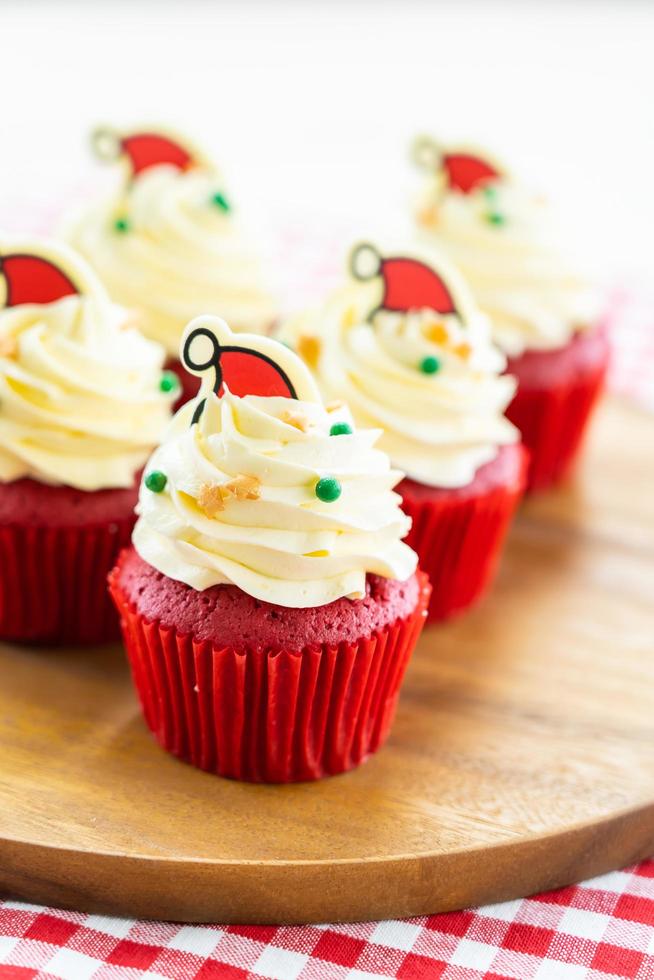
[281,242,518,489]
[412,137,600,356]
[0,239,175,490]
[133,316,417,607]
[64,126,277,355]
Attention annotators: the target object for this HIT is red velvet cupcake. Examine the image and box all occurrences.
[412,137,607,491]
[110,550,428,782]
[110,317,427,782]
[0,240,174,645]
[281,243,524,622]
[400,442,526,622]
[0,479,137,644]
[505,324,610,490]
[64,125,277,403]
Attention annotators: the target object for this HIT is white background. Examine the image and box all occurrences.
[1,0,653,285]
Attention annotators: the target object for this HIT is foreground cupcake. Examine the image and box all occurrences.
[65,126,277,403]
[282,243,526,623]
[0,239,174,644]
[412,138,610,490]
[109,316,428,782]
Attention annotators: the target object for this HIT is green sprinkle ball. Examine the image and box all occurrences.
[315,476,341,502]
[114,217,130,233]
[159,370,180,394]
[329,422,352,436]
[145,470,167,493]
[420,355,441,375]
[211,191,231,213]
[486,211,506,226]
[482,185,498,202]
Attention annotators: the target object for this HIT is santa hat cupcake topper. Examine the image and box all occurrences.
[181,316,321,424]
[91,126,209,181]
[412,136,504,195]
[0,240,104,309]
[349,242,464,321]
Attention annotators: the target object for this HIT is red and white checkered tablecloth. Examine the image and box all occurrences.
[1,211,653,979]
[1,862,653,980]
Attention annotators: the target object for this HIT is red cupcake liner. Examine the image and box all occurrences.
[109,570,430,782]
[0,518,135,645]
[505,328,610,492]
[399,445,527,624]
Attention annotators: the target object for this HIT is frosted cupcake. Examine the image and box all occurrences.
[0,240,174,644]
[65,127,277,403]
[109,316,429,782]
[412,137,609,490]
[281,243,526,622]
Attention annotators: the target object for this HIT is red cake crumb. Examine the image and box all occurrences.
[112,547,423,650]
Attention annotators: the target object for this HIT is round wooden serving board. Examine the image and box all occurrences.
[0,399,653,925]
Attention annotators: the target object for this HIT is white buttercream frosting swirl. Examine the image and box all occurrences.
[65,166,277,356]
[0,293,174,490]
[416,169,599,356]
[281,258,518,488]
[133,381,417,608]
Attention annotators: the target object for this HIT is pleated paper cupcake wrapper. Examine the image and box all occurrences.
[507,359,609,493]
[0,518,135,645]
[400,456,527,624]
[110,571,431,783]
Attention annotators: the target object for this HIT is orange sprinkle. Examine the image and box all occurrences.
[418,204,439,226]
[341,306,359,329]
[198,475,261,516]
[281,410,309,432]
[0,334,16,358]
[198,484,229,516]
[326,400,345,412]
[454,342,472,360]
[297,334,321,370]
[226,474,261,501]
[426,322,449,344]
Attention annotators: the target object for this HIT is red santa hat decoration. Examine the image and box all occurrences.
[0,240,102,309]
[349,243,462,321]
[181,315,321,425]
[412,136,504,195]
[91,126,209,181]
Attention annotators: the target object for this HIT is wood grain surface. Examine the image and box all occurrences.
[0,398,653,924]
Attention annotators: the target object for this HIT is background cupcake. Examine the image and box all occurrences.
[110,315,429,782]
[64,127,278,403]
[0,239,174,644]
[281,242,526,623]
[412,137,610,491]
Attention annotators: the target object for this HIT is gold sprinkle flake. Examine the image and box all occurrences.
[425,321,449,344]
[198,475,261,516]
[0,334,17,358]
[297,334,321,370]
[341,305,358,329]
[281,410,309,432]
[227,474,261,501]
[454,342,472,360]
[326,399,345,413]
[198,484,229,516]
[418,204,439,226]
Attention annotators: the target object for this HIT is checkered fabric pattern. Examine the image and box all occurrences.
[0,862,653,979]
